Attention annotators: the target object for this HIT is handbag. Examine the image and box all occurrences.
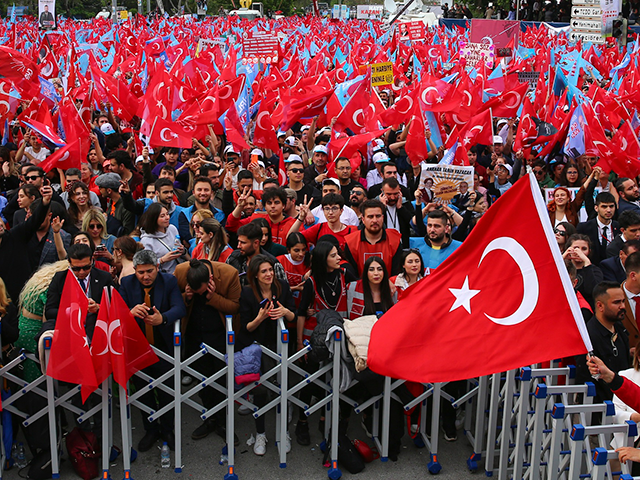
[66,428,100,480]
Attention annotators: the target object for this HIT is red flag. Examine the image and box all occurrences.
[148,116,193,149]
[280,87,333,131]
[328,128,390,161]
[46,272,99,402]
[405,104,430,166]
[38,140,81,173]
[333,79,371,134]
[368,173,591,383]
[479,81,529,118]
[223,104,251,152]
[90,289,113,385]
[109,289,158,390]
[379,91,416,127]
[253,99,280,153]
[513,97,537,154]
[455,109,493,149]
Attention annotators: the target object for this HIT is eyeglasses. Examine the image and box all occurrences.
[336,166,352,170]
[288,168,304,174]
[553,228,567,237]
[88,224,103,230]
[323,206,341,212]
[25,175,41,181]
[70,263,93,272]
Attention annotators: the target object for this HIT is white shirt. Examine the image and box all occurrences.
[366,168,383,188]
[597,217,614,243]
[386,204,400,232]
[25,146,51,164]
[612,367,640,449]
[311,205,360,226]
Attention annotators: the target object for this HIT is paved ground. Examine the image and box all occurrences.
[4,387,483,480]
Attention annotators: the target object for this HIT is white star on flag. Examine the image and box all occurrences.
[448,276,480,314]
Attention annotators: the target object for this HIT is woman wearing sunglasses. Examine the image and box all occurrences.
[82,209,116,267]
[554,222,576,253]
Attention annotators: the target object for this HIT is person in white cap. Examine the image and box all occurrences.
[222,145,243,190]
[366,152,391,188]
[488,162,513,196]
[303,145,329,189]
[285,155,320,208]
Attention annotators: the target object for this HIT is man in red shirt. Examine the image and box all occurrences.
[226,187,296,246]
[343,199,403,276]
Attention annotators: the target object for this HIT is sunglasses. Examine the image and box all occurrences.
[533,170,544,175]
[88,224,103,230]
[288,168,304,174]
[553,228,567,237]
[25,175,42,181]
[70,264,93,272]
[191,222,201,228]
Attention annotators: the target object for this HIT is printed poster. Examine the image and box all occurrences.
[420,164,475,203]
[38,0,55,29]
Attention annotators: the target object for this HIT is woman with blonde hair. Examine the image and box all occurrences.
[15,260,69,382]
[82,209,116,268]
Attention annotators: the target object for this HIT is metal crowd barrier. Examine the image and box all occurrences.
[3,318,640,480]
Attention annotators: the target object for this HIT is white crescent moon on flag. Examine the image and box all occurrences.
[108,319,123,355]
[92,320,110,356]
[478,237,539,326]
[160,128,176,142]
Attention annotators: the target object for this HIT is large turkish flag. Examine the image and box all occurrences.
[368,173,592,383]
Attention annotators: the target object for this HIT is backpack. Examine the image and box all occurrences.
[66,427,100,480]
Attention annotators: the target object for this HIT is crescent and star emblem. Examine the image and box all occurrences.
[448,237,539,326]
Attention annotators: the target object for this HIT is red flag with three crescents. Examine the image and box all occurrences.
[368,173,592,383]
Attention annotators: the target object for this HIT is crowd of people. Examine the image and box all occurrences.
[3,10,640,474]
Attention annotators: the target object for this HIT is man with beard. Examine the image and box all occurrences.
[342,199,403,276]
[379,178,414,248]
[410,209,462,270]
[226,222,287,288]
[178,177,225,245]
[576,282,629,403]
[617,178,640,215]
[349,184,367,222]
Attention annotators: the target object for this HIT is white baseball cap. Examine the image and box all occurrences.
[224,145,240,155]
[285,154,303,164]
[373,152,390,163]
[322,178,340,188]
[493,135,504,145]
[496,163,513,175]
[313,145,328,155]
[285,136,296,147]
[250,148,264,157]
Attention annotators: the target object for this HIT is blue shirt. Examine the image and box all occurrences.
[408,237,462,270]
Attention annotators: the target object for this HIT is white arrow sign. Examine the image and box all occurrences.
[569,30,605,43]
[570,18,603,30]
[571,6,602,16]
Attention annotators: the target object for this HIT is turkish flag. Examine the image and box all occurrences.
[90,289,113,385]
[327,128,390,161]
[405,103,430,166]
[368,173,592,383]
[333,79,371,134]
[253,98,280,153]
[148,116,193,149]
[38,140,80,173]
[456,109,494,149]
[479,81,529,118]
[379,91,416,127]
[46,272,99,402]
[109,288,158,390]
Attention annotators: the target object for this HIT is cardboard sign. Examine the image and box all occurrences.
[517,71,541,92]
[38,0,55,29]
[356,5,383,19]
[459,41,495,69]
[420,165,475,203]
[367,62,394,86]
[241,32,278,65]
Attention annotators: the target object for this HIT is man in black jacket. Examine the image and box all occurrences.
[0,185,53,302]
[120,249,186,453]
[378,177,415,248]
[577,192,619,265]
[601,240,640,283]
[42,243,115,340]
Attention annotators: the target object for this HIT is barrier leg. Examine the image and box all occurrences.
[424,383,440,474]
[380,376,391,461]
[278,324,288,468]
[174,331,182,473]
[485,373,501,476]
[101,377,111,478]
[44,342,60,478]
[497,370,516,480]
[468,376,488,472]
[225,317,237,480]
[512,369,532,480]
[328,330,342,480]
[119,384,132,480]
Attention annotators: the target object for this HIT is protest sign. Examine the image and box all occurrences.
[459,41,495,69]
[420,165,475,203]
[241,31,278,64]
